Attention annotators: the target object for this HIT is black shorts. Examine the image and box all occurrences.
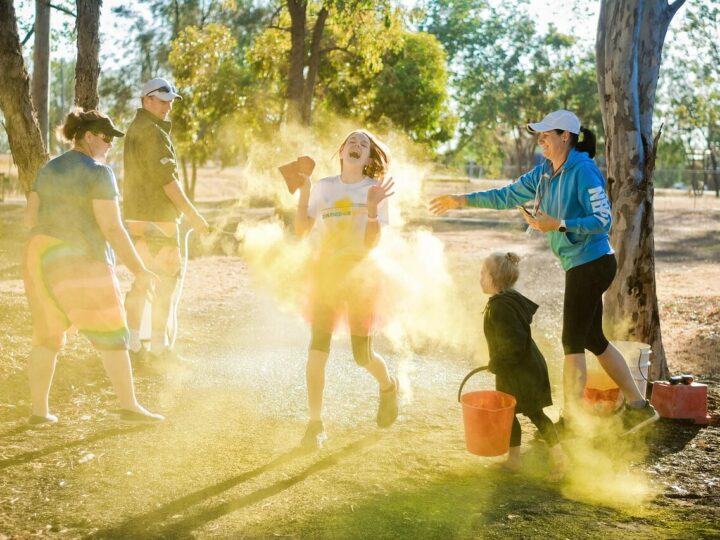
[562,254,616,355]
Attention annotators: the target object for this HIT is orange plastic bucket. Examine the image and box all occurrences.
[458,367,516,457]
[461,391,517,456]
[583,387,621,414]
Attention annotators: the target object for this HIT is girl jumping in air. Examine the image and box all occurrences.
[294,130,398,449]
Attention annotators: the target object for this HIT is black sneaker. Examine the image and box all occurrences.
[119,409,165,424]
[377,377,399,428]
[621,401,659,435]
[300,420,327,449]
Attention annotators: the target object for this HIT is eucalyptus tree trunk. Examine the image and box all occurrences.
[596,0,685,382]
[32,0,50,145]
[75,0,102,110]
[0,0,49,193]
[301,6,328,125]
[286,0,307,124]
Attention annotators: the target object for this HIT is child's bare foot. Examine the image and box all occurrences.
[547,444,568,482]
[493,446,522,472]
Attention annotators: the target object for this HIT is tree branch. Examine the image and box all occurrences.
[319,45,353,56]
[268,4,284,24]
[667,0,687,18]
[21,28,34,46]
[267,25,291,32]
[47,2,76,18]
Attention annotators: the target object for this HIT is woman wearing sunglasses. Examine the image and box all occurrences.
[23,108,164,425]
[430,110,658,437]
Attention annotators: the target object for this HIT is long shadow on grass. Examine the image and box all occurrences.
[92,433,383,539]
[276,469,629,540]
[0,424,154,470]
[0,423,35,438]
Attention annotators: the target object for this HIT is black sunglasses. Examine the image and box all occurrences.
[145,85,175,97]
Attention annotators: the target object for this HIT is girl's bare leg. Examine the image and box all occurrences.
[306,349,330,421]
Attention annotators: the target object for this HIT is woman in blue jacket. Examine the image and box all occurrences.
[430,110,658,435]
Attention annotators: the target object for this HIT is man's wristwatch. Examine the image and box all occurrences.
[558,220,567,233]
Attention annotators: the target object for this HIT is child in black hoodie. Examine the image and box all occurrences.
[481,252,567,480]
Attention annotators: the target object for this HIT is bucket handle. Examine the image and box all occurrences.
[457,366,489,402]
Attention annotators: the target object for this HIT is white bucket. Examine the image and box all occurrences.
[585,341,651,397]
[615,341,651,398]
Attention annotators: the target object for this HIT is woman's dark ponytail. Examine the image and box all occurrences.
[57,108,106,144]
[58,109,84,142]
[554,126,597,158]
[575,127,596,158]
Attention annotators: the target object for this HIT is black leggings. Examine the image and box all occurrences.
[562,254,617,355]
[510,410,559,448]
[310,328,373,366]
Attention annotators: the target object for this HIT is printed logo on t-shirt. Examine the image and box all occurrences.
[320,198,366,220]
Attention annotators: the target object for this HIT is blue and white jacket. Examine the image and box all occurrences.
[466,148,613,271]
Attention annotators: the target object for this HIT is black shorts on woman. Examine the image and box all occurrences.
[562,253,616,356]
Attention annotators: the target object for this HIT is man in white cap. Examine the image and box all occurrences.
[122,77,209,364]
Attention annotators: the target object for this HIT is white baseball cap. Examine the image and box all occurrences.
[140,77,182,101]
[527,110,580,134]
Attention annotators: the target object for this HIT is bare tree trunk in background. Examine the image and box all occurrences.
[180,156,190,196]
[0,0,49,193]
[512,130,524,177]
[708,125,719,197]
[286,0,306,125]
[596,0,685,382]
[510,128,536,177]
[75,0,102,110]
[190,159,197,201]
[32,0,50,146]
[301,6,328,125]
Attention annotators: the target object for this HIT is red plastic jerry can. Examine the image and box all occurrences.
[650,382,711,425]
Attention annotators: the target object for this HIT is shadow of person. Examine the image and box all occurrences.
[644,418,704,459]
[0,424,155,471]
[0,423,35,438]
[92,432,384,539]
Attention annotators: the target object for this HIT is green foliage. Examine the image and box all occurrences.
[421,0,602,174]
[660,1,719,166]
[168,24,248,170]
[248,2,452,149]
[369,32,456,146]
[103,0,271,127]
[321,31,455,149]
[248,1,405,119]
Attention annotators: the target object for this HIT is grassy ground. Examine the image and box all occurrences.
[1,193,719,539]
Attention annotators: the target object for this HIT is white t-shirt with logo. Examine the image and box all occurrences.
[307,175,389,259]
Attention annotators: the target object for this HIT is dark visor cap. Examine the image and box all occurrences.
[87,117,125,138]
